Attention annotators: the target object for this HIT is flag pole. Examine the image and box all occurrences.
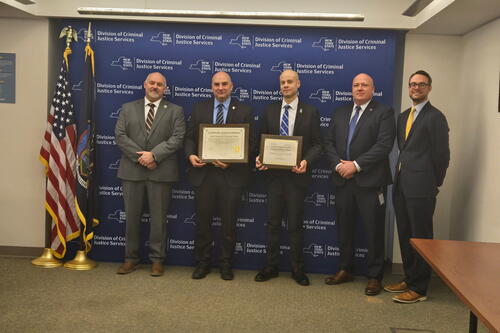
[31,209,62,267]
[32,26,79,268]
[64,21,97,270]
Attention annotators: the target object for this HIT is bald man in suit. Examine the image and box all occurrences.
[254,70,322,286]
[185,71,255,281]
[385,70,450,303]
[115,72,185,277]
[324,73,395,296]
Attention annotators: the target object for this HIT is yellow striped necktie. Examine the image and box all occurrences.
[405,106,416,140]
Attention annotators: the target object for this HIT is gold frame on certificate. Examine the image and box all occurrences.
[198,123,249,163]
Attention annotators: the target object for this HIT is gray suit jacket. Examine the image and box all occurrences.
[115,98,186,182]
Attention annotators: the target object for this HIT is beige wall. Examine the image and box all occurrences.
[449,18,500,242]
[0,17,49,247]
[392,18,500,263]
[392,33,462,263]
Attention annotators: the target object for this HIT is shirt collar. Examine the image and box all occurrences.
[214,97,231,110]
[413,100,428,113]
[354,99,371,112]
[145,97,161,109]
[282,97,299,111]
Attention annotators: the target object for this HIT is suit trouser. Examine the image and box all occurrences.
[193,167,243,266]
[394,186,435,295]
[122,180,172,263]
[266,175,306,272]
[336,179,386,279]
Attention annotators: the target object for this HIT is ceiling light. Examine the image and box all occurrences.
[77,7,364,22]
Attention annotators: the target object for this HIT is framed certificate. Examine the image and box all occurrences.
[198,123,249,163]
[259,134,302,169]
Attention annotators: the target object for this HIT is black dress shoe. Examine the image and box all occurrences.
[292,270,310,286]
[220,265,234,280]
[254,266,279,282]
[192,265,211,279]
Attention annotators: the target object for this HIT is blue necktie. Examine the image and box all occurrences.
[346,105,361,160]
[216,104,224,124]
[280,105,290,136]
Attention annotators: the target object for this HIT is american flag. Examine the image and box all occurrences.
[39,60,80,258]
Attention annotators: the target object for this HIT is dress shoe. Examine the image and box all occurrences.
[192,265,211,279]
[220,265,234,281]
[365,278,382,296]
[384,281,408,293]
[324,270,354,285]
[150,262,164,277]
[392,290,427,303]
[292,270,310,286]
[254,266,279,282]
[116,262,137,274]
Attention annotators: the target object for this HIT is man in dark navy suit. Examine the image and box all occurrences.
[185,71,254,281]
[324,73,396,295]
[384,70,449,303]
[254,70,322,286]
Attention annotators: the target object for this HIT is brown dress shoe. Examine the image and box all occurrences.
[151,262,164,277]
[384,281,408,293]
[117,262,137,274]
[365,279,382,296]
[324,270,354,285]
[392,290,427,303]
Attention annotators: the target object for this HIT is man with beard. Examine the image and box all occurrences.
[384,70,450,303]
[115,72,186,277]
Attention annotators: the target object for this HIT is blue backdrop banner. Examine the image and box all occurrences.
[62,19,401,274]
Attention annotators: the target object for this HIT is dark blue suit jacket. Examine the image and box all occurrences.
[184,98,255,188]
[324,100,396,188]
[259,100,323,188]
[395,101,449,197]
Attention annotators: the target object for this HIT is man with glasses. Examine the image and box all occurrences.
[384,70,450,303]
[324,73,395,296]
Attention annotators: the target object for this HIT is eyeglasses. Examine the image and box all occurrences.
[409,82,429,88]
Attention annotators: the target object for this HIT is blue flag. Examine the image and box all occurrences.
[76,38,99,253]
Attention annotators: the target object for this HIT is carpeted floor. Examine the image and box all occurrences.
[0,256,490,333]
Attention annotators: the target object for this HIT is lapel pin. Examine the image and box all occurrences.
[299,108,303,114]
[232,106,236,110]
[163,104,167,108]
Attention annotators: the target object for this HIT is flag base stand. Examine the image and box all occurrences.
[31,248,62,268]
[64,250,97,270]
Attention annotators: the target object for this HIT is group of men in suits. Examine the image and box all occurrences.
[323,70,449,303]
[114,69,449,303]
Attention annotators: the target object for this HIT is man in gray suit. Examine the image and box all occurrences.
[115,72,185,277]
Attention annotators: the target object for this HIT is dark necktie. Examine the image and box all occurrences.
[146,103,156,134]
[280,104,291,136]
[346,105,361,160]
[216,104,224,124]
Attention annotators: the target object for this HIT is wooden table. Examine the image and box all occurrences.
[410,238,500,333]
